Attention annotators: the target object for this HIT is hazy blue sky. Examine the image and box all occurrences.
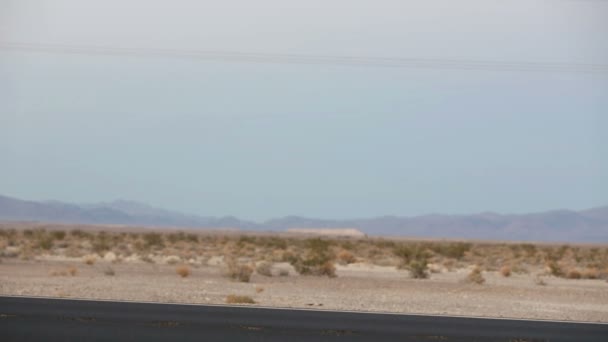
[1,0,607,220]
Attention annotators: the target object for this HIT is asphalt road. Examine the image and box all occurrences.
[1,296,606,341]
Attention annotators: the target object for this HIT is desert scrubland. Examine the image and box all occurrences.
[1,223,607,322]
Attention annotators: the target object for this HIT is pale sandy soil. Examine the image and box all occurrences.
[1,257,607,323]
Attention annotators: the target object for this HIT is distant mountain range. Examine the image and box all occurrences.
[1,194,607,242]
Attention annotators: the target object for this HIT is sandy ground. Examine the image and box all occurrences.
[1,257,607,323]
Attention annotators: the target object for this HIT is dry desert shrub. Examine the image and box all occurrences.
[581,267,600,279]
[289,255,337,277]
[83,256,96,265]
[337,250,356,265]
[256,262,273,277]
[226,260,254,282]
[465,266,485,284]
[546,261,563,277]
[394,244,430,279]
[318,261,336,277]
[408,259,429,279]
[92,240,110,254]
[226,295,255,304]
[143,232,164,249]
[500,265,511,277]
[37,236,54,250]
[286,238,337,277]
[566,269,581,279]
[176,265,191,278]
[430,242,472,260]
[51,230,66,240]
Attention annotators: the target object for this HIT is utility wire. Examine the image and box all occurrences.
[1,41,607,74]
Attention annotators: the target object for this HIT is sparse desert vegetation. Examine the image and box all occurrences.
[1,223,608,321]
[1,224,608,282]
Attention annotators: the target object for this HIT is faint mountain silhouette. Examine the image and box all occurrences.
[1,194,606,242]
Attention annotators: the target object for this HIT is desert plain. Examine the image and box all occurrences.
[1,223,607,323]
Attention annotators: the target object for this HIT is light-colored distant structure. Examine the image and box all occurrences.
[286,228,366,238]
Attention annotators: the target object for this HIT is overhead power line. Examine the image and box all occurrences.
[1,41,607,74]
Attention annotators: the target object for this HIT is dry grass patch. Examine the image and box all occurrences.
[176,265,191,278]
[226,295,256,304]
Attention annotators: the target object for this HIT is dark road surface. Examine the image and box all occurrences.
[1,296,606,341]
